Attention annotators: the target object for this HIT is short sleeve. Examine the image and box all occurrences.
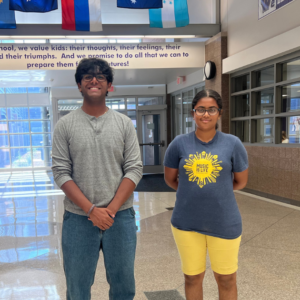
[232,138,248,173]
[163,137,180,169]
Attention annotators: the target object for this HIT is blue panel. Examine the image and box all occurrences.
[7,107,28,120]
[74,0,90,31]
[174,0,189,27]
[9,121,30,133]
[149,9,163,28]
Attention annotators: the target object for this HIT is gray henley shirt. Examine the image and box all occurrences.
[52,108,143,216]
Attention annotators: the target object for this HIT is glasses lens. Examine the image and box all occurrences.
[196,108,206,115]
[83,75,93,81]
[96,75,106,81]
[208,108,218,115]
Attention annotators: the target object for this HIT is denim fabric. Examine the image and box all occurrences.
[62,207,137,300]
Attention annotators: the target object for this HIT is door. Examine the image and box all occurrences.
[137,108,166,173]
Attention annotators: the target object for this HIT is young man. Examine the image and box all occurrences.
[52,58,143,300]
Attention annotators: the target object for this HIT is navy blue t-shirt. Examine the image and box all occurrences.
[163,131,248,239]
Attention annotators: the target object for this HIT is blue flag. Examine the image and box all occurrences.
[149,0,189,28]
[117,0,162,9]
[9,0,58,12]
[0,0,16,29]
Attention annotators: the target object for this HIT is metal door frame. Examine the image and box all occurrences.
[137,105,167,174]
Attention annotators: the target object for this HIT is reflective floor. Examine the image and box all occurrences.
[0,171,300,299]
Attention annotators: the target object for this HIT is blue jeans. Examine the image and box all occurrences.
[62,207,137,300]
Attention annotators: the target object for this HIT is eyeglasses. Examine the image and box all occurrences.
[82,74,107,82]
[193,107,220,116]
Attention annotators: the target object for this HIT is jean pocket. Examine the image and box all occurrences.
[63,210,71,221]
[129,207,136,217]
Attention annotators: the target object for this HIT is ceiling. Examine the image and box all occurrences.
[0,68,201,88]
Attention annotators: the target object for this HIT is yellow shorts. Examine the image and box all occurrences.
[171,225,241,276]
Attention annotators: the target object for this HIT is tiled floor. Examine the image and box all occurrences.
[0,171,300,299]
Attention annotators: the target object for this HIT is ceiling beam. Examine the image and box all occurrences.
[0,24,220,37]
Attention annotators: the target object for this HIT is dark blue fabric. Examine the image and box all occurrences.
[164,131,248,239]
[0,0,16,29]
[117,0,162,9]
[9,0,58,12]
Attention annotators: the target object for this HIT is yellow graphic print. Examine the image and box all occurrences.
[0,0,3,4]
[184,151,223,188]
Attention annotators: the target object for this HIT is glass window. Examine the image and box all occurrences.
[255,88,274,115]
[232,121,250,142]
[0,135,9,147]
[0,88,4,94]
[282,58,300,81]
[281,84,300,113]
[9,121,30,133]
[232,94,249,117]
[30,121,51,133]
[183,90,194,134]
[126,98,136,109]
[254,66,274,87]
[0,122,8,133]
[233,74,249,92]
[10,134,30,147]
[32,147,52,167]
[172,94,182,137]
[127,111,137,129]
[280,116,300,144]
[31,134,52,147]
[7,107,28,120]
[6,88,27,94]
[28,87,48,94]
[256,118,274,143]
[0,108,6,120]
[195,86,204,94]
[138,97,164,106]
[0,148,10,168]
[29,107,49,119]
[11,148,32,168]
[106,98,125,110]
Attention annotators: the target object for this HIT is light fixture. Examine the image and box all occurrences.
[144,35,195,39]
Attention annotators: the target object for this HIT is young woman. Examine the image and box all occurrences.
[164,89,248,300]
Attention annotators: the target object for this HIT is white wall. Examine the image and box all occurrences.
[221,0,300,56]
[16,0,217,25]
[52,85,166,100]
[167,69,204,94]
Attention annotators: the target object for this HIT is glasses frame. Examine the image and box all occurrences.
[82,74,107,82]
[192,107,221,116]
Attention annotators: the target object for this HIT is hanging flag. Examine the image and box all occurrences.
[149,0,189,28]
[61,0,103,31]
[9,0,58,12]
[117,0,162,9]
[0,0,16,29]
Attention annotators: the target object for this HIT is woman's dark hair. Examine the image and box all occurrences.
[75,58,114,96]
[191,89,223,129]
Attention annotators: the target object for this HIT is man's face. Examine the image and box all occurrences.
[77,67,112,100]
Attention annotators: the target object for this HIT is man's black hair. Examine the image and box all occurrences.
[191,89,223,130]
[75,58,114,96]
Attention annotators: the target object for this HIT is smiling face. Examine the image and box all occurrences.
[77,66,112,102]
[192,97,221,132]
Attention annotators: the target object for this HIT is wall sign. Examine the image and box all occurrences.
[259,0,294,19]
[0,42,204,70]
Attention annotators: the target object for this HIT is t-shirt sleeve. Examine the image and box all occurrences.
[232,138,248,173]
[163,138,180,169]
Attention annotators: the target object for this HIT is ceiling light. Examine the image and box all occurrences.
[144,35,195,39]
[65,35,106,39]
[12,36,65,39]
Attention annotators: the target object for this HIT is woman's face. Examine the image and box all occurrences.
[192,97,221,131]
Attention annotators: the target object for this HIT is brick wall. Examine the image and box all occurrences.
[245,146,300,202]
